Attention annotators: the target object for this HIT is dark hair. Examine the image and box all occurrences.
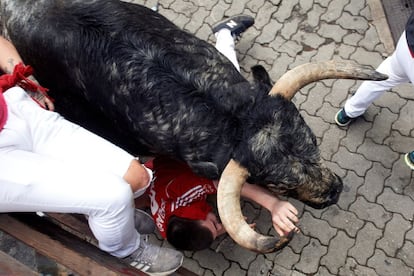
[166,215,214,251]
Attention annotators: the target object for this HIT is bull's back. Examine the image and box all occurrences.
[0,0,243,164]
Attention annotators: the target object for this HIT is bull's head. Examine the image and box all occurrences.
[217,60,388,253]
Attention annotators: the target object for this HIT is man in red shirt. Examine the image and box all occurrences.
[142,156,300,251]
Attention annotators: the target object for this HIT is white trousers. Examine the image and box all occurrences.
[345,31,414,117]
[0,87,140,258]
[215,29,240,72]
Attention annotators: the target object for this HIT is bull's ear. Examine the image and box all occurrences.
[251,65,273,87]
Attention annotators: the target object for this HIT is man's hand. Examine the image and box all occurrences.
[28,90,55,111]
[269,200,300,237]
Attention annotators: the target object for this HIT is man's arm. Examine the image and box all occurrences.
[0,36,54,110]
[240,183,299,236]
[212,180,299,237]
[0,36,23,74]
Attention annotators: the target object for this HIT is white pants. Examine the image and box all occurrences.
[345,31,414,117]
[0,87,142,258]
[215,29,240,72]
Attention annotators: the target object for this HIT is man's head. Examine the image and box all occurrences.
[166,212,225,251]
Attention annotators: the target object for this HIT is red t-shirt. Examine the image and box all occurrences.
[145,157,216,238]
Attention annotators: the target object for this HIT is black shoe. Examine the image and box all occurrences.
[212,15,254,38]
[335,108,354,127]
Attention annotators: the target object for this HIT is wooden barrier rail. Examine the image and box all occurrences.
[0,213,197,276]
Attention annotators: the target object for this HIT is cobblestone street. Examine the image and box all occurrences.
[136,0,414,275]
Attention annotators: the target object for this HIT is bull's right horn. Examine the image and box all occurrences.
[217,159,291,253]
[269,60,388,100]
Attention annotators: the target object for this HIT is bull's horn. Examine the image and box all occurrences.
[217,159,290,253]
[269,60,388,100]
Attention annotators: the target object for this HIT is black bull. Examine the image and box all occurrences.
[0,0,387,252]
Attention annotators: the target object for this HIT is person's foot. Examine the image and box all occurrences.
[124,236,183,276]
[212,15,255,39]
[404,151,414,170]
[335,108,354,127]
[135,208,156,234]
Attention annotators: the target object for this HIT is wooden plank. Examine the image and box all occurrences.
[0,213,147,276]
[45,213,198,276]
[0,250,39,276]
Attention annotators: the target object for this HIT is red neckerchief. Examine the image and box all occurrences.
[0,63,51,130]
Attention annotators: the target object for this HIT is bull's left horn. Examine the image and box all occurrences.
[217,159,290,253]
[269,60,388,100]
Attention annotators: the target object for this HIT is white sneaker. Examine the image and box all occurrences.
[124,236,183,276]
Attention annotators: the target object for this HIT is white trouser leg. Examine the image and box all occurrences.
[0,87,142,257]
[215,29,240,72]
[345,31,414,117]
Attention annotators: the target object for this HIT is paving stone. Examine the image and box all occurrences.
[367,249,414,276]
[183,7,209,34]
[247,255,273,276]
[374,90,406,115]
[288,233,311,255]
[349,196,392,228]
[358,25,382,51]
[224,0,250,17]
[357,138,399,169]
[218,239,258,270]
[357,162,388,202]
[343,32,364,46]
[271,263,296,276]
[393,100,414,136]
[384,155,414,194]
[192,249,229,274]
[339,257,378,276]
[320,231,355,274]
[321,0,349,22]
[377,187,414,220]
[319,125,347,160]
[299,212,337,245]
[306,5,327,28]
[272,246,300,269]
[385,131,413,155]
[294,238,328,274]
[281,17,301,40]
[324,79,357,107]
[223,263,245,276]
[273,0,299,23]
[301,82,330,115]
[351,47,383,68]
[318,22,348,42]
[204,1,230,25]
[396,240,414,268]
[321,205,364,237]
[182,257,206,275]
[337,171,364,210]
[366,108,398,144]
[344,0,366,16]
[253,1,279,30]
[377,213,412,257]
[332,146,372,176]
[337,12,369,33]
[348,222,382,265]
[300,113,330,139]
[317,266,336,276]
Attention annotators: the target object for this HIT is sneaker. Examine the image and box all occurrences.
[335,108,354,127]
[212,15,255,39]
[404,151,414,170]
[124,236,184,276]
[135,208,156,234]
